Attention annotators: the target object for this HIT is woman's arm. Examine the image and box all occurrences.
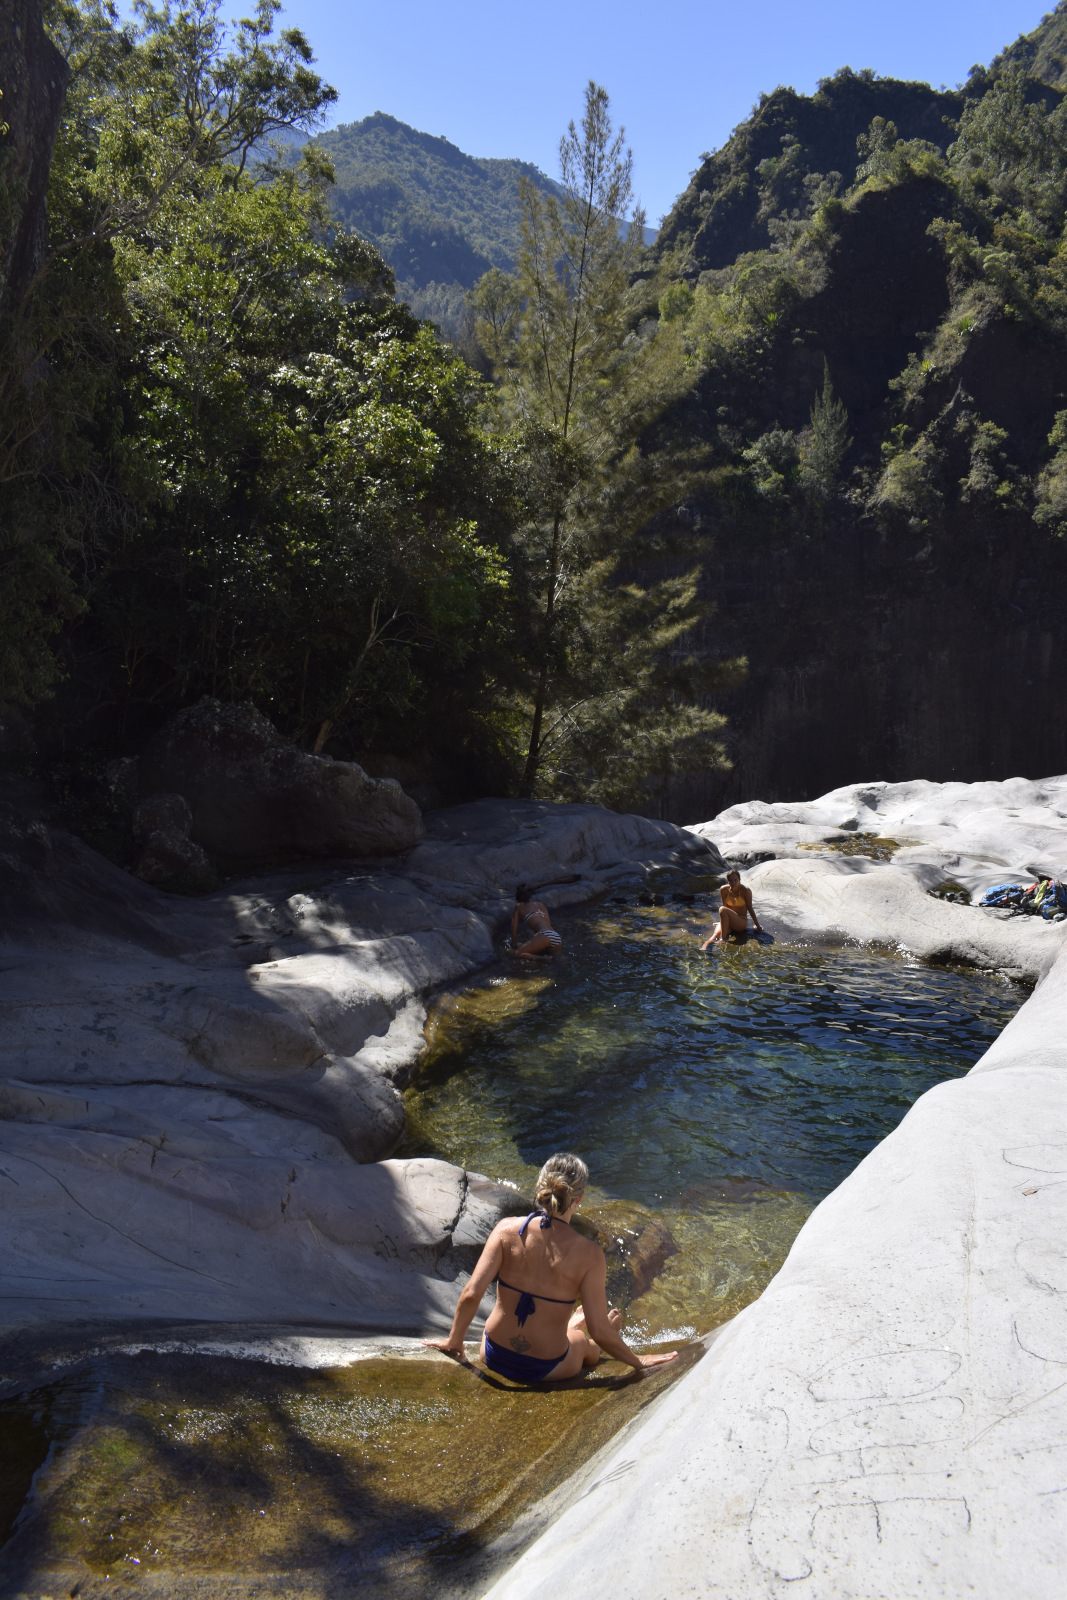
[744,887,761,930]
[423,1226,505,1360]
[579,1253,678,1373]
[511,906,520,944]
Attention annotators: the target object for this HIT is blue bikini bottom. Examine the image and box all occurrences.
[483,1334,568,1383]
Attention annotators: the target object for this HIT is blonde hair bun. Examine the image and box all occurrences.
[535,1152,589,1218]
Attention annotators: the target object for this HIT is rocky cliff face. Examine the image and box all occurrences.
[668,505,1067,821]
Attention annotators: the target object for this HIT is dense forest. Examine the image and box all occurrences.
[3,0,1067,869]
[0,0,728,865]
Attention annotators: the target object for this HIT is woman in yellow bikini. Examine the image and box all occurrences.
[700,869,763,949]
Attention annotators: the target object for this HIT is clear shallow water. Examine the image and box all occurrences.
[404,903,1026,1337]
[2,1349,695,1595]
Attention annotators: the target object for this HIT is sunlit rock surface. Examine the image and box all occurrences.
[0,796,718,1337]
[485,786,1067,1600]
[688,774,1067,979]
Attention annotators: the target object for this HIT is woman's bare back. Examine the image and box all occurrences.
[485,1216,599,1359]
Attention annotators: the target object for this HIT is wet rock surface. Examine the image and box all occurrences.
[0,1339,701,1600]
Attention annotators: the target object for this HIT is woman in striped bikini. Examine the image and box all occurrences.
[510,883,562,958]
[424,1153,679,1383]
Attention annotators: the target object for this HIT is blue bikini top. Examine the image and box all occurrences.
[497,1211,575,1325]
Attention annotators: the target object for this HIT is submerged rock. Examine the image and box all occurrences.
[138,697,424,861]
[576,1201,679,1307]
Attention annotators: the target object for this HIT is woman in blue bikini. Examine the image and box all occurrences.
[424,1152,679,1382]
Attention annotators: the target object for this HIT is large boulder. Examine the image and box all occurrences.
[133,791,214,891]
[138,699,424,861]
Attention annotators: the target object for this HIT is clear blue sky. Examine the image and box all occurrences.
[280,0,1049,222]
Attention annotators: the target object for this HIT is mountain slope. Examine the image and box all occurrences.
[994,0,1067,89]
[657,67,963,270]
[640,46,1067,818]
[310,112,653,335]
[311,113,563,327]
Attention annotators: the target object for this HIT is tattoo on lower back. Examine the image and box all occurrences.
[509,1335,531,1353]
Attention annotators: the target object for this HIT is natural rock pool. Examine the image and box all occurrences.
[1,903,1027,1597]
[402,902,1028,1339]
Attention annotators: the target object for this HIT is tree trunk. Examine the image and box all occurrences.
[518,662,548,797]
[519,506,564,797]
[0,0,69,301]
[311,596,392,755]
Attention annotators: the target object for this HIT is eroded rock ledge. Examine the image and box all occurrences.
[0,796,721,1346]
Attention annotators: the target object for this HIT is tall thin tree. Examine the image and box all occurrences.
[473,81,737,802]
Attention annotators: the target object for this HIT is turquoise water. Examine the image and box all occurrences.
[403,903,1026,1335]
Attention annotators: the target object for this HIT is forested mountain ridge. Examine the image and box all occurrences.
[656,70,965,270]
[313,112,564,294]
[306,112,654,337]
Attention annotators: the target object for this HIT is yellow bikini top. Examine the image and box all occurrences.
[723,885,746,909]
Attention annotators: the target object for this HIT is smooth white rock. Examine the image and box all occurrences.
[739,855,1066,979]
[688,774,1067,980]
[692,774,1067,880]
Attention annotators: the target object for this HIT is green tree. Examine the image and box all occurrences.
[799,360,852,498]
[473,81,739,803]
[2,0,519,784]
[104,160,510,751]
[950,65,1067,232]
[0,0,338,708]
